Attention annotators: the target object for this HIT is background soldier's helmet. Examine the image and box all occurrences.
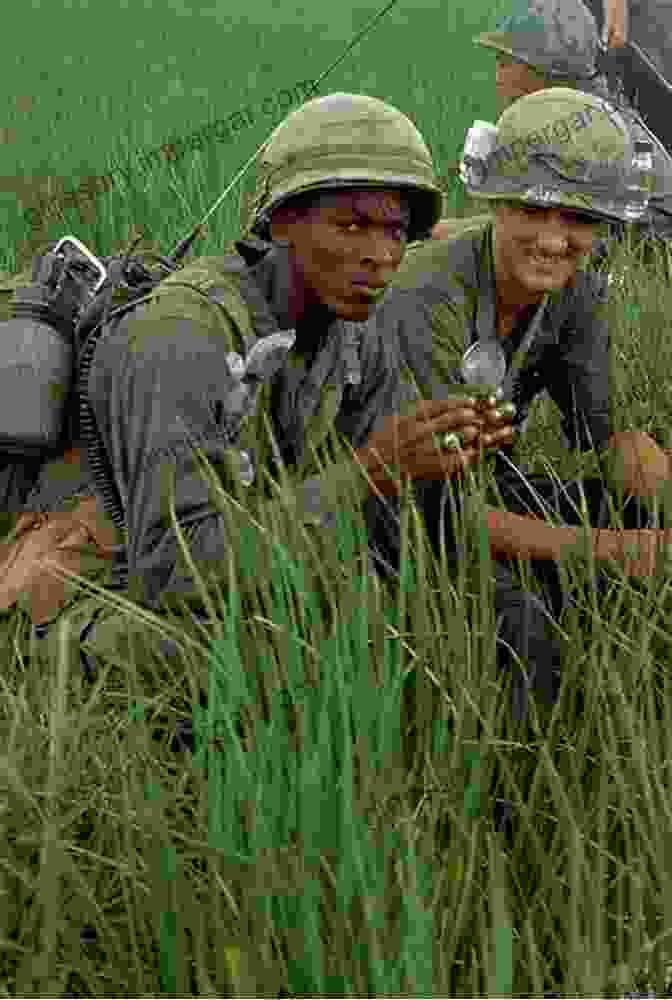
[468,87,646,223]
[474,4,600,82]
[243,92,443,242]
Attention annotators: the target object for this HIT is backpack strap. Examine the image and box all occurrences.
[208,252,283,346]
[76,246,292,553]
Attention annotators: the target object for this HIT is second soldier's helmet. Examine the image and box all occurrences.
[465,87,646,223]
[474,3,601,82]
[243,92,443,242]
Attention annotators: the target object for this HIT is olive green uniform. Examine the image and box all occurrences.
[0,90,443,673]
[26,238,406,671]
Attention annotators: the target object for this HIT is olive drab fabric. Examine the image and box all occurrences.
[24,240,404,671]
[243,92,443,242]
[0,251,275,628]
[463,87,650,223]
[115,252,365,492]
[13,92,441,669]
[381,219,612,451]
[0,256,124,625]
[0,242,179,624]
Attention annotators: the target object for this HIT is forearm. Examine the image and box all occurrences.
[485,507,644,565]
[603,432,672,500]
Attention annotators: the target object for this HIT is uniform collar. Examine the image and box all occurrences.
[474,223,498,345]
[473,222,555,353]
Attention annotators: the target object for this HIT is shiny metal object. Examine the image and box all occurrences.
[442,431,462,451]
[460,339,508,390]
[460,120,498,188]
[52,236,107,296]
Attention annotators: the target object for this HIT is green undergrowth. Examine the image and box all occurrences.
[2,403,672,993]
[2,0,672,992]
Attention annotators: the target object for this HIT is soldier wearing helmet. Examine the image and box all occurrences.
[368,88,672,659]
[432,1,672,242]
[21,93,517,676]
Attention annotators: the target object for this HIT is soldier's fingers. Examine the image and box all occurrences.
[452,445,480,475]
[479,402,516,427]
[425,409,483,440]
[411,397,478,423]
[481,425,514,449]
[401,410,481,450]
[435,446,475,479]
[429,424,482,454]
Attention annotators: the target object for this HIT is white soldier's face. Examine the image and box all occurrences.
[494,202,597,298]
[270,189,410,321]
[495,55,547,112]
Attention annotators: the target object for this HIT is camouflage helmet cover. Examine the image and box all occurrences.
[467,87,645,223]
[244,92,443,242]
[474,2,601,81]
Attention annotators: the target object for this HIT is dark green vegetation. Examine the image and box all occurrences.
[1,0,672,995]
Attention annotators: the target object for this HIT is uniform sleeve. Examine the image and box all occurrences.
[87,305,273,609]
[372,287,468,402]
[0,457,43,515]
[87,306,380,609]
[295,317,418,526]
[0,456,45,541]
[336,316,414,441]
[544,275,612,452]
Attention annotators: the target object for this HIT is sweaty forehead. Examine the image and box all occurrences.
[311,188,410,221]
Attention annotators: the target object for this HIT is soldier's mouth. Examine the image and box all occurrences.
[351,282,388,300]
[527,253,566,271]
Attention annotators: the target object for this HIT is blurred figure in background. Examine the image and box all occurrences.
[432,0,672,243]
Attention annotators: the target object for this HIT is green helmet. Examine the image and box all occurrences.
[243,92,443,242]
[473,5,600,82]
[464,87,648,223]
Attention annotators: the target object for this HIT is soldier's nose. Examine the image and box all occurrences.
[535,233,570,255]
[364,242,396,267]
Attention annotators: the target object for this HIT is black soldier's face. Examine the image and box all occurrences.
[270,189,410,321]
[494,202,597,299]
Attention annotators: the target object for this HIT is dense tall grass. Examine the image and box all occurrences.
[1,0,672,995]
[0,0,508,272]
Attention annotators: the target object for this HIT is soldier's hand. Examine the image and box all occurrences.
[357,397,511,493]
[478,396,517,442]
[613,529,672,578]
[0,514,91,613]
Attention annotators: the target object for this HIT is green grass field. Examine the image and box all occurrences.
[2,0,672,995]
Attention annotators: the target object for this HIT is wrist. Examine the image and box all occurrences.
[592,526,636,564]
